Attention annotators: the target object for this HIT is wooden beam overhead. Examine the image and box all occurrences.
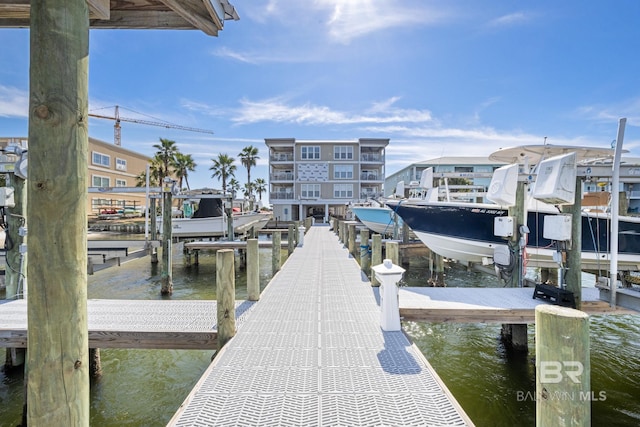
[0,0,236,34]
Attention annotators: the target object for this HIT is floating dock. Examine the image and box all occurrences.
[398,287,633,323]
[0,299,256,349]
[169,225,473,426]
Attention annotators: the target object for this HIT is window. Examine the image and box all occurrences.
[301,146,320,160]
[301,184,320,198]
[92,152,110,167]
[334,165,353,179]
[92,175,110,187]
[334,146,353,160]
[116,179,127,187]
[334,184,353,198]
[116,158,127,171]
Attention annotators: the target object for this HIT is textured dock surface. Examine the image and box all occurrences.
[169,225,471,426]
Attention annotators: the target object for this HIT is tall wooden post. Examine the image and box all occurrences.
[505,181,526,288]
[432,253,446,286]
[348,224,356,256]
[272,231,281,274]
[371,234,382,286]
[360,229,370,275]
[562,178,583,309]
[161,182,173,295]
[247,239,260,301]
[536,305,590,426]
[27,0,90,424]
[386,241,399,266]
[216,249,236,350]
[287,224,295,255]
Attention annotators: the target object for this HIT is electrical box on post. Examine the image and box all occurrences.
[494,216,514,237]
[0,187,15,208]
[493,245,511,266]
[532,152,577,204]
[543,214,572,241]
[487,163,519,206]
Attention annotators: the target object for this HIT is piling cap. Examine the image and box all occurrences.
[372,259,405,275]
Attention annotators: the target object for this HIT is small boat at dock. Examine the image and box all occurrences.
[161,198,271,238]
[386,144,640,273]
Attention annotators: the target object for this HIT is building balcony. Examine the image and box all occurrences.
[360,153,383,163]
[270,192,295,200]
[360,173,381,181]
[360,192,383,200]
[271,172,295,181]
[270,153,294,162]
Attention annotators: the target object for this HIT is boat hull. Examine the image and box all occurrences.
[350,206,399,236]
[169,212,271,238]
[389,201,640,271]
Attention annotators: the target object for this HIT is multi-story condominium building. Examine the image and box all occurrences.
[385,156,507,203]
[88,137,152,216]
[1,136,151,217]
[265,138,389,222]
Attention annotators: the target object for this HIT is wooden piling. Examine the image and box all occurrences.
[161,184,173,295]
[371,234,382,286]
[216,249,236,350]
[535,305,590,427]
[432,253,446,286]
[272,231,281,274]
[247,239,260,301]
[89,348,102,378]
[288,224,295,255]
[360,229,370,275]
[348,224,356,256]
[150,197,158,264]
[500,324,528,351]
[562,178,583,309]
[386,241,399,266]
[27,1,90,423]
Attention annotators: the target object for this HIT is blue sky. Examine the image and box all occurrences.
[1,0,640,201]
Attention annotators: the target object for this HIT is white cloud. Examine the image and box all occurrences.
[317,0,448,44]
[575,99,640,126]
[0,85,28,118]
[230,97,433,125]
[486,12,532,28]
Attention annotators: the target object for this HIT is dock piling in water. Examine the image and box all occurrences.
[535,305,590,427]
[247,239,260,301]
[216,249,236,350]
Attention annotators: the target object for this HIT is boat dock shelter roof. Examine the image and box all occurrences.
[0,0,239,36]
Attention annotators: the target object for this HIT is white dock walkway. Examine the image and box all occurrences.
[169,225,472,426]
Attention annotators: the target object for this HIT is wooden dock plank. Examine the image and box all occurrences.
[0,299,256,349]
[398,287,635,323]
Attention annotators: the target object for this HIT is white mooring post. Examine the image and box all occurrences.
[372,259,405,331]
[297,225,306,247]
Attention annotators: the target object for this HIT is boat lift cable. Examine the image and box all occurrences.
[585,213,603,275]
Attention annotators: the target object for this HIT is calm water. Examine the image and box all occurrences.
[1,233,639,426]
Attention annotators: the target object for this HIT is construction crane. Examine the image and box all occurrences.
[88,105,214,146]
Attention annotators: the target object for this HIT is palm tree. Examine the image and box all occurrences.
[228,178,241,198]
[153,137,178,179]
[172,152,197,191]
[135,157,164,187]
[253,178,267,201]
[210,153,236,193]
[238,145,259,198]
[242,182,251,198]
